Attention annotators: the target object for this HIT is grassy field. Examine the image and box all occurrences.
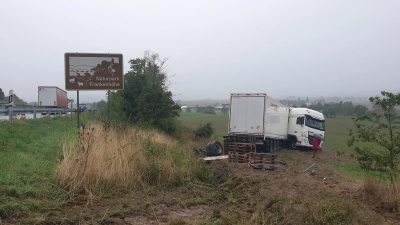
[323,118,354,152]
[0,115,211,223]
[0,117,77,223]
[179,112,229,139]
[0,112,398,224]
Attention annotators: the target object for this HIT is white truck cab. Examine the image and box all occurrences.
[287,108,325,149]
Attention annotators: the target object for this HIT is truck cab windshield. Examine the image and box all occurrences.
[305,115,325,131]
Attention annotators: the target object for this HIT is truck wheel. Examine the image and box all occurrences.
[206,141,224,156]
[289,141,297,150]
[212,141,223,156]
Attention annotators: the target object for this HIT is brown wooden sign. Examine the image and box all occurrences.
[64,53,124,90]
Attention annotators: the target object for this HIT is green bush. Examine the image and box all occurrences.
[194,122,215,138]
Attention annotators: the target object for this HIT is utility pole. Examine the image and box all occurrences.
[107,90,111,125]
[77,91,80,128]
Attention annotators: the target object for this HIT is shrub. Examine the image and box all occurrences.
[193,123,215,138]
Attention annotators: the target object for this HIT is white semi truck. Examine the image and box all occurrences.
[225,93,325,153]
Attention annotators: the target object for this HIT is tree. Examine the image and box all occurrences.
[371,103,385,117]
[340,101,354,117]
[337,101,343,115]
[0,88,4,101]
[221,106,228,115]
[111,51,181,133]
[353,105,369,117]
[196,105,216,114]
[348,91,400,185]
[10,94,28,105]
[316,102,323,111]
[96,100,107,110]
[323,106,337,118]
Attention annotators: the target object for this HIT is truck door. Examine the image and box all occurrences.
[229,95,265,135]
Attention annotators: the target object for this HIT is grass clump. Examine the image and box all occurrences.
[302,198,356,225]
[55,122,211,198]
[361,176,400,213]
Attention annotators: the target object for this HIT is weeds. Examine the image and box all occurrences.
[250,195,288,224]
[361,176,400,213]
[54,122,209,199]
[302,198,356,225]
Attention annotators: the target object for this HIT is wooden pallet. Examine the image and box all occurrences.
[228,151,250,163]
[237,136,256,143]
[229,158,250,163]
[203,155,229,162]
[248,153,277,170]
[223,136,237,143]
[235,143,255,148]
[249,152,276,161]
[248,162,276,170]
[227,143,256,152]
[228,151,250,158]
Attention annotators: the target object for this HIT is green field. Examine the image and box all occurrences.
[0,117,77,222]
[179,112,229,139]
[323,118,354,152]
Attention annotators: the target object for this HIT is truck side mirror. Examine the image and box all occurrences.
[296,117,304,125]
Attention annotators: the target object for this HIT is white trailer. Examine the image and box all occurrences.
[226,93,325,153]
[38,86,68,108]
[229,93,289,138]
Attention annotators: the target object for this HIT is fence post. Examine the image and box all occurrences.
[8,107,12,124]
[48,109,51,119]
[33,108,36,120]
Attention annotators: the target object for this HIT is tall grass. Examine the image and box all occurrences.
[55,123,210,198]
[361,176,400,213]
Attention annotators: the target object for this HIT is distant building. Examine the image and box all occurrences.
[215,103,230,109]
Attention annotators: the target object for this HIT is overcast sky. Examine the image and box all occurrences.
[1,0,399,103]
